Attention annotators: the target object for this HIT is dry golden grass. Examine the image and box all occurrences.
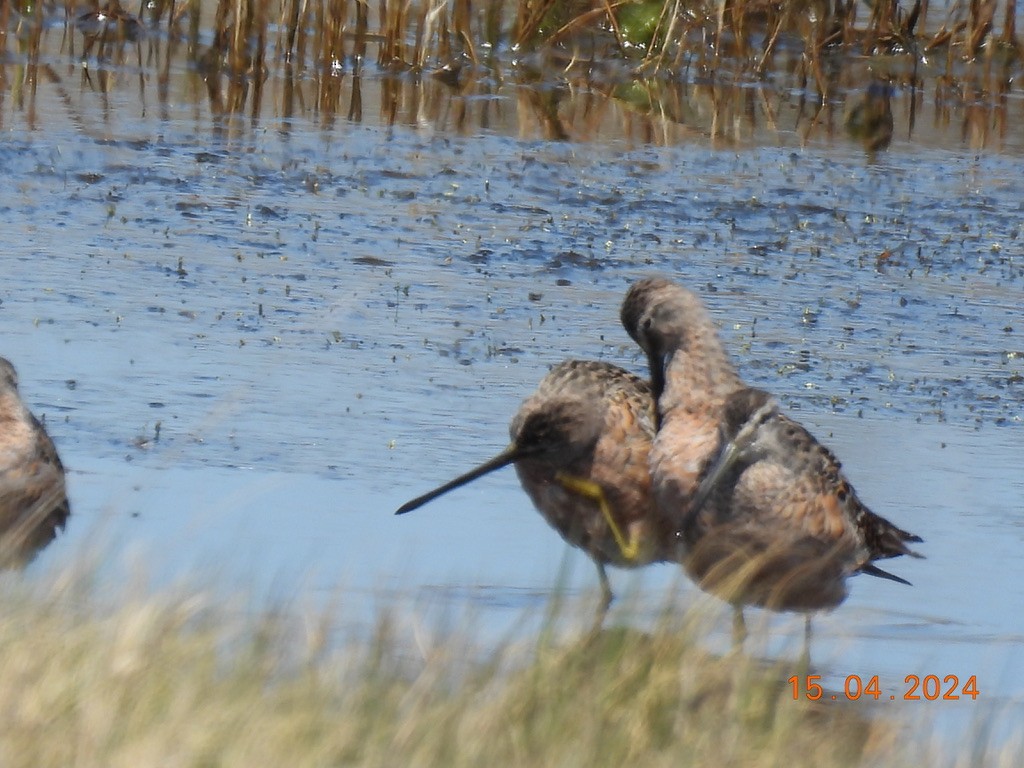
[0,565,1018,767]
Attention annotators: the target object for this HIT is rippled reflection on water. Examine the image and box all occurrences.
[2,9,1023,747]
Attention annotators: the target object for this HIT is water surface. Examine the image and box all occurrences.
[2,13,1023,748]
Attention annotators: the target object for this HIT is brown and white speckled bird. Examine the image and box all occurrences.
[0,357,71,567]
[686,387,923,617]
[396,359,671,613]
[621,277,921,642]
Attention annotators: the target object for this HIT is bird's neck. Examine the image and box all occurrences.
[660,347,741,416]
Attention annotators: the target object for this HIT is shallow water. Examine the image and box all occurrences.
[3,12,1024,749]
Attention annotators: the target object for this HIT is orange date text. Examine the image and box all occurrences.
[789,674,979,702]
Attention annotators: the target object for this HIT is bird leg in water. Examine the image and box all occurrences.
[799,615,813,671]
[595,561,613,608]
[554,472,641,561]
[732,605,747,649]
[588,562,613,631]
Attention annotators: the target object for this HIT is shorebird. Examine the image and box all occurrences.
[0,357,71,567]
[685,387,923,637]
[845,80,894,154]
[621,277,922,643]
[396,359,671,614]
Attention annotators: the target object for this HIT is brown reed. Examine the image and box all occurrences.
[49,0,1022,83]
[0,0,1010,152]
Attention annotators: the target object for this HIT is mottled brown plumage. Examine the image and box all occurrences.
[621,277,922,640]
[686,387,922,613]
[621,276,744,537]
[0,357,70,567]
[396,359,670,609]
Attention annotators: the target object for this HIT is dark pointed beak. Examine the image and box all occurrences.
[395,444,528,515]
[686,399,772,528]
[688,439,742,518]
[646,348,666,431]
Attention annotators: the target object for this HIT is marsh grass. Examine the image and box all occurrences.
[0,561,1017,767]
[0,1,1016,149]
[43,0,1020,80]
[0,482,989,767]
[218,0,1015,70]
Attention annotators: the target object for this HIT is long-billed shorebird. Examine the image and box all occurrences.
[396,359,672,614]
[0,357,71,567]
[621,277,922,643]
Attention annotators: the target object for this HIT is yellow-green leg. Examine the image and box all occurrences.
[554,472,642,562]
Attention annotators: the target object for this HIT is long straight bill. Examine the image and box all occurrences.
[688,440,741,522]
[688,397,776,524]
[395,445,524,515]
[646,349,666,430]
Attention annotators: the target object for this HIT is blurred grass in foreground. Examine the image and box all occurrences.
[0,566,1018,767]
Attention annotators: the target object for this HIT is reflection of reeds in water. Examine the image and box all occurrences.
[0,0,1018,150]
